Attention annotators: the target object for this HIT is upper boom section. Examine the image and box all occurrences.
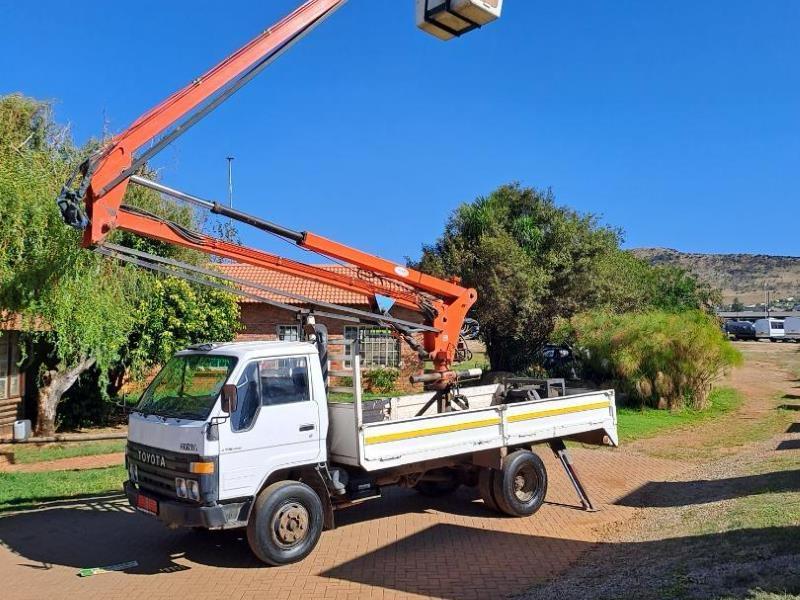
[59,0,346,248]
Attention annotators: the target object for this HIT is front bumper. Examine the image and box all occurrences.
[124,481,249,529]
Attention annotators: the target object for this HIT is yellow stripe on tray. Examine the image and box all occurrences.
[364,417,501,445]
[364,399,610,445]
[507,400,610,423]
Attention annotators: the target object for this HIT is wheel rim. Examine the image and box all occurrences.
[513,464,538,503]
[272,501,310,548]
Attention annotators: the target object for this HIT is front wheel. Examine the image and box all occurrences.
[246,480,324,566]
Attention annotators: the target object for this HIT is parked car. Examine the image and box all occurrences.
[539,344,578,379]
[724,320,756,341]
[754,318,785,342]
[784,317,800,342]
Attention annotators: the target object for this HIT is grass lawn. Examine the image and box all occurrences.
[423,351,490,374]
[671,454,800,599]
[327,391,403,403]
[523,439,800,600]
[616,387,743,442]
[3,439,126,465]
[0,466,126,512]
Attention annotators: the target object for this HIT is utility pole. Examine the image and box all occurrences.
[226,156,235,209]
[226,156,235,227]
[764,283,769,319]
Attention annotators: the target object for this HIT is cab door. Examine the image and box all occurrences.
[218,355,321,499]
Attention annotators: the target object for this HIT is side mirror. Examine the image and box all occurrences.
[221,384,238,414]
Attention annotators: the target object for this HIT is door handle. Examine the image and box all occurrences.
[299,424,315,432]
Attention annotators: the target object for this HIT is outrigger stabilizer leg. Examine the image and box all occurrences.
[549,439,597,512]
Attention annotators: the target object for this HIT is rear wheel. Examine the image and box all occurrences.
[246,480,323,566]
[478,467,500,512]
[491,450,548,517]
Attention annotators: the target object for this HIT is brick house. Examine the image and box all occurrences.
[0,313,30,437]
[216,264,426,388]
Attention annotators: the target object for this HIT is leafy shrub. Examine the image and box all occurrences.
[560,310,741,410]
[363,368,400,394]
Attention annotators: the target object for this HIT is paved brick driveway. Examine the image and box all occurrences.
[0,448,683,600]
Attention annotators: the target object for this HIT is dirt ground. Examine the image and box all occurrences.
[0,452,123,473]
[520,341,800,600]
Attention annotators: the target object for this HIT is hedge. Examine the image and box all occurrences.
[563,310,741,410]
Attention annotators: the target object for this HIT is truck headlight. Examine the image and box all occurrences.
[175,477,188,498]
[128,463,138,483]
[187,480,200,501]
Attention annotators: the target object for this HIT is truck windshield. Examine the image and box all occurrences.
[137,354,237,420]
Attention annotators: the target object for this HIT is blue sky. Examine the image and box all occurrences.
[2,0,798,262]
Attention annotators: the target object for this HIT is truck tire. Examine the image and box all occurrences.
[491,450,547,517]
[246,480,324,566]
[478,468,500,513]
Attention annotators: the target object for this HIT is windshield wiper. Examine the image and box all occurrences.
[154,407,208,421]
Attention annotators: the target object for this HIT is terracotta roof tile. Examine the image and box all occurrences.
[0,311,47,332]
[215,263,373,306]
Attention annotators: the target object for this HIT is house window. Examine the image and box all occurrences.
[0,334,7,400]
[343,326,400,369]
[0,332,21,400]
[277,325,300,342]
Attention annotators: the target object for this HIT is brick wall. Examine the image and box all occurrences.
[237,303,425,391]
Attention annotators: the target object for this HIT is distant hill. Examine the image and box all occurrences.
[632,248,800,305]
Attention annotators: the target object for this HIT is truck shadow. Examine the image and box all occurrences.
[0,487,518,575]
[615,469,800,508]
[0,498,260,574]
[1,495,798,598]
[319,523,800,599]
[333,486,522,527]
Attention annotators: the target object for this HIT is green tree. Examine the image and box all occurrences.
[0,95,140,435]
[119,278,240,388]
[731,296,745,312]
[415,184,721,373]
[0,94,240,434]
[646,264,721,312]
[415,183,622,371]
[594,251,720,314]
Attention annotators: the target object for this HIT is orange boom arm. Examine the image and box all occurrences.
[57,0,477,377]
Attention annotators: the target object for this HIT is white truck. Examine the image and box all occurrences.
[125,340,618,565]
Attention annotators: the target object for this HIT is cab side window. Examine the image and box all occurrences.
[259,357,310,406]
[231,362,260,432]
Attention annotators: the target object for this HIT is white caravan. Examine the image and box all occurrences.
[784,317,800,341]
[125,341,617,565]
[754,318,785,341]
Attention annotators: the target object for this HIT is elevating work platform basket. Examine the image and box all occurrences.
[416,0,503,41]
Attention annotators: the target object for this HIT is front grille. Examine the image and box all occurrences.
[126,441,200,502]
